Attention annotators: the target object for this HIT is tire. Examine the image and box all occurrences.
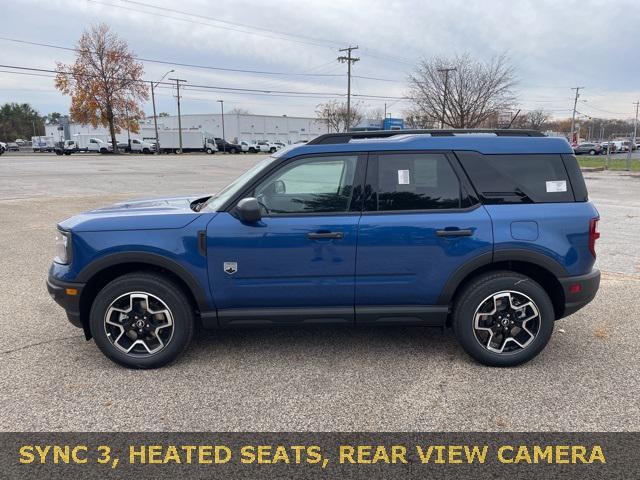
[229,148,237,154]
[270,147,276,153]
[100,148,107,154]
[89,272,195,369]
[143,148,150,154]
[249,148,256,153]
[206,148,213,154]
[452,271,555,367]
[589,149,596,155]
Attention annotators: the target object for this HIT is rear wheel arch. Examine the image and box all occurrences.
[442,254,566,323]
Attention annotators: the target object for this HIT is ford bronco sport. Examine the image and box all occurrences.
[47,129,600,369]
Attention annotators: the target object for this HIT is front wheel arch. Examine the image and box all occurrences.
[78,258,208,338]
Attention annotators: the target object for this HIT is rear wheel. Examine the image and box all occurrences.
[589,149,596,155]
[452,271,554,367]
[89,272,195,369]
[229,147,237,154]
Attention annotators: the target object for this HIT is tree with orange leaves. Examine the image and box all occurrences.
[55,24,148,152]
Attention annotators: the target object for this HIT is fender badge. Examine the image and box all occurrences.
[223,262,238,275]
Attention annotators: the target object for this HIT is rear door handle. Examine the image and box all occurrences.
[436,229,473,237]
[307,231,344,240]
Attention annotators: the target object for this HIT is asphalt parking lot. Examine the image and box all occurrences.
[0,152,639,432]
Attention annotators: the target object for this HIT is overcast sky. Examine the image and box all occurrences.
[1,0,639,120]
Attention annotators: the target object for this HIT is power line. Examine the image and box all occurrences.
[0,64,409,100]
[86,0,416,67]
[0,37,345,78]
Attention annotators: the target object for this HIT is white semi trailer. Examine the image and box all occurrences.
[156,131,217,154]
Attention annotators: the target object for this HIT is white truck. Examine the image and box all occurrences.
[74,134,112,153]
[156,131,217,154]
[32,136,56,152]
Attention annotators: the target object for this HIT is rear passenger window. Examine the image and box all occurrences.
[367,153,464,211]
[457,152,574,204]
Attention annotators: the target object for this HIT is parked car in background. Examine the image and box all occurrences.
[272,141,287,149]
[0,141,6,154]
[599,142,617,154]
[55,137,113,154]
[215,138,241,154]
[14,138,26,146]
[573,142,602,155]
[7,142,20,151]
[256,140,276,153]
[239,141,253,153]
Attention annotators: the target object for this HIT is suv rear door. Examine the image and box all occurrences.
[354,151,493,324]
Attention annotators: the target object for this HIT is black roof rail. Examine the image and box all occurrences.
[307,129,546,145]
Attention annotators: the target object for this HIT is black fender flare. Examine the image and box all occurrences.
[76,251,212,312]
[438,249,569,305]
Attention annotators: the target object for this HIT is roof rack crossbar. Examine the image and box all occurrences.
[308,129,546,145]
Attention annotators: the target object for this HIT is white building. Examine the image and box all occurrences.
[47,113,327,144]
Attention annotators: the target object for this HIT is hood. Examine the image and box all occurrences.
[59,195,211,232]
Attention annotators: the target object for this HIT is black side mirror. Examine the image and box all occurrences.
[236,197,262,223]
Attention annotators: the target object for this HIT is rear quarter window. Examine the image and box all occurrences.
[456,152,575,204]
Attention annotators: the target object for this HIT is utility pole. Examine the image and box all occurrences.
[437,67,456,129]
[338,45,359,132]
[627,100,639,171]
[570,87,584,145]
[217,100,225,141]
[151,69,174,154]
[169,77,187,153]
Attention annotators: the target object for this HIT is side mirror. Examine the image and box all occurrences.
[236,197,262,223]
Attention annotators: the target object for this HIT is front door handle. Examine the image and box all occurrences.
[436,229,473,237]
[307,231,344,240]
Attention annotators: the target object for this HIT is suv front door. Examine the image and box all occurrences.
[206,153,365,326]
[354,152,493,324]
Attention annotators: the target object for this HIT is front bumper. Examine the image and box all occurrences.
[46,272,86,329]
[558,268,600,318]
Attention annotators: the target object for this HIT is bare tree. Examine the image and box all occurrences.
[228,107,251,115]
[403,107,438,129]
[408,53,516,128]
[315,100,363,132]
[55,24,148,152]
[522,109,550,130]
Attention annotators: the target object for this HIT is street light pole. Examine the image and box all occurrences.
[217,100,225,141]
[151,69,174,154]
[627,100,639,171]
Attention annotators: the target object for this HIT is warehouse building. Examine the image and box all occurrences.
[47,113,327,144]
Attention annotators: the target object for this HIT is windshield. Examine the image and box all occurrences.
[199,156,278,211]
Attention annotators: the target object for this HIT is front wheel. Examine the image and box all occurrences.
[229,147,237,154]
[206,148,213,154]
[589,149,596,155]
[89,272,195,369]
[452,271,554,367]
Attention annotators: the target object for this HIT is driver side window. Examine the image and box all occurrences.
[253,155,358,215]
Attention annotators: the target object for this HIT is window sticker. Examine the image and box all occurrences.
[398,169,410,185]
[546,180,567,193]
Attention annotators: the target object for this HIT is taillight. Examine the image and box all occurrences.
[589,217,600,258]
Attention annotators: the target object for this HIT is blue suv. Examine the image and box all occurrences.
[47,130,600,368]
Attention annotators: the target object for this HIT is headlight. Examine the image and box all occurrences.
[54,229,72,264]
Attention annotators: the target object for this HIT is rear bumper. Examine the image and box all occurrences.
[46,273,85,329]
[558,268,600,318]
